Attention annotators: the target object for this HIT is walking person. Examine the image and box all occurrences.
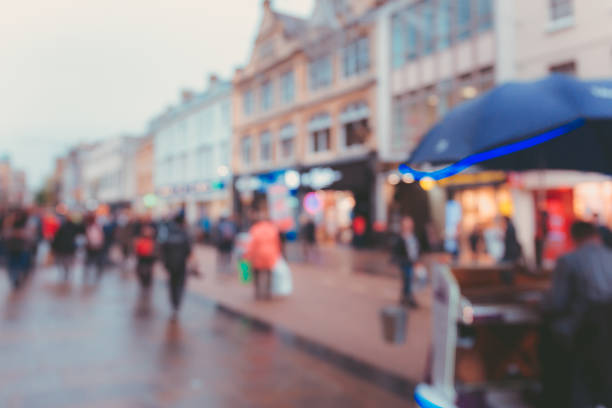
[391,216,420,308]
[114,212,134,271]
[52,215,80,281]
[501,216,523,264]
[301,215,317,262]
[245,215,281,300]
[4,210,30,289]
[159,212,192,319]
[215,216,236,273]
[84,213,105,282]
[134,225,156,290]
[541,221,612,408]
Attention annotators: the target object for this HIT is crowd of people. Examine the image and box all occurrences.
[0,207,194,319]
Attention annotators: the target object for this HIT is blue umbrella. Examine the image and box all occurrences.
[401,74,612,180]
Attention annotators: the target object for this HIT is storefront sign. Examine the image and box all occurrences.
[301,167,342,190]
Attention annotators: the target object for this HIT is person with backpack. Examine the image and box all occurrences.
[159,212,192,319]
[134,225,156,290]
[84,213,105,282]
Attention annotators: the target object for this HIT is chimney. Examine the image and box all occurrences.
[181,89,194,104]
[263,0,271,11]
[209,73,219,86]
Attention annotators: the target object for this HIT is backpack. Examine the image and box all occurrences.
[86,224,104,249]
[135,237,155,257]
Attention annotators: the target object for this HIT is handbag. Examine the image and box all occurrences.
[271,258,293,296]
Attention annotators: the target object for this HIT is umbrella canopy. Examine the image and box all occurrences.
[401,74,612,180]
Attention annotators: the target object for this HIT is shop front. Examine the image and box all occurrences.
[298,156,376,247]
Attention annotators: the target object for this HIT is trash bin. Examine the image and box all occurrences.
[380,306,407,344]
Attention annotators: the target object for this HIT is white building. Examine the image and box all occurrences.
[151,75,232,224]
[82,135,141,209]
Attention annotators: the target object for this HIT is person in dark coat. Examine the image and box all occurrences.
[159,212,192,319]
[501,216,522,264]
[4,210,30,289]
[391,216,420,308]
[541,221,612,408]
[52,216,80,281]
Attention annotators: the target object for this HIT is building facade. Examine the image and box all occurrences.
[378,0,612,262]
[151,76,232,224]
[133,135,155,214]
[82,135,141,209]
[0,156,28,207]
[232,0,384,242]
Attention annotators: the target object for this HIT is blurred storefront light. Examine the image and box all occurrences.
[303,192,322,215]
[143,193,157,208]
[402,173,415,184]
[419,176,436,191]
[461,86,478,99]
[284,170,301,190]
[387,173,400,185]
[216,165,229,178]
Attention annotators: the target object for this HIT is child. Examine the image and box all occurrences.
[134,225,156,289]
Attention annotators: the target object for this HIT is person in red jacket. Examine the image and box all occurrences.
[246,216,281,300]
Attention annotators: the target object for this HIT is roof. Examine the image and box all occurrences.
[275,11,307,38]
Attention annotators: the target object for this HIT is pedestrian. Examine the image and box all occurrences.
[4,210,30,289]
[245,214,281,300]
[159,212,192,319]
[52,214,80,281]
[114,212,134,271]
[501,216,522,264]
[102,214,117,267]
[215,216,236,273]
[301,215,317,262]
[391,216,420,308]
[84,213,105,282]
[541,221,612,407]
[134,225,156,290]
[468,224,483,262]
[535,208,549,271]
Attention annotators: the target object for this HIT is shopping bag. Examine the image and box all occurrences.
[238,259,252,284]
[271,258,293,296]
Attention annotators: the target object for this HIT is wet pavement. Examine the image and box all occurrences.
[0,263,411,407]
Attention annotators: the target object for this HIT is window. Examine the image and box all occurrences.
[261,81,273,111]
[198,147,213,179]
[550,60,577,75]
[279,124,295,160]
[477,0,493,31]
[341,102,370,149]
[309,113,332,153]
[391,13,405,68]
[260,131,272,163]
[342,37,370,77]
[418,1,435,55]
[405,10,418,60]
[550,0,573,21]
[280,70,295,104]
[457,0,472,41]
[437,0,451,50]
[241,136,252,165]
[243,90,254,115]
[309,55,332,90]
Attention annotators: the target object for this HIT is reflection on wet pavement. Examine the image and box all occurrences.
[0,266,410,407]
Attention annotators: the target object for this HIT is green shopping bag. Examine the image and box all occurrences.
[238,259,252,284]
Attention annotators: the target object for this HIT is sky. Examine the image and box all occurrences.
[0,0,314,189]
